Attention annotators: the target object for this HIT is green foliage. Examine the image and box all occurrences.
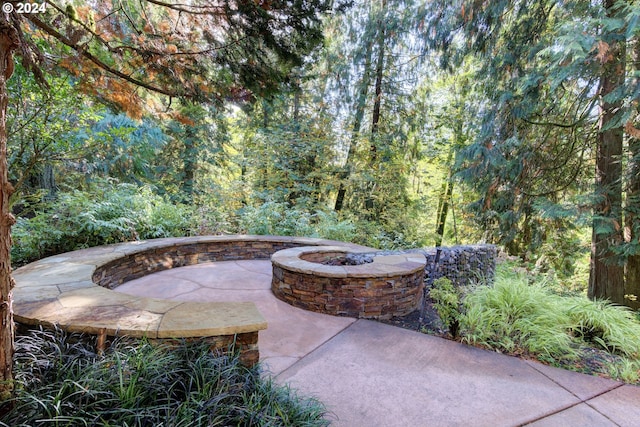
[12,181,194,266]
[429,277,461,337]
[161,103,221,202]
[606,358,640,384]
[1,328,328,426]
[566,298,640,358]
[451,0,599,260]
[237,201,356,242]
[313,211,358,243]
[461,274,577,361]
[78,113,167,183]
[250,116,337,207]
[238,201,312,236]
[235,199,426,250]
[458,265,640,378]
[7,63,102,197]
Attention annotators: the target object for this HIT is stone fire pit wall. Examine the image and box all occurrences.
[271,246,427,320]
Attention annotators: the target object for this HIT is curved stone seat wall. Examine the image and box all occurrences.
[13,235,373,367]
[92,236,372,290]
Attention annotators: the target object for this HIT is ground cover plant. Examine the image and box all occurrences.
[0,328,329,426]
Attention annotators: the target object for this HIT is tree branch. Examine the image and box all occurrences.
[143,0,225,16]
[26,15,184,98]
[520,116,584,129]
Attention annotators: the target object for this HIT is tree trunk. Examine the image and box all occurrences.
[182,132,196,201]
[334,36,374,211]
[180,104,199,202]
[0,16,19,403]
[435,148,454,247]
[624,36,640,309]
[434,176,453,247]
[588,0,625,304]
[364,0,386,215]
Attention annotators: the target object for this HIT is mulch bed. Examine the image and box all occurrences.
[378,298,444,335]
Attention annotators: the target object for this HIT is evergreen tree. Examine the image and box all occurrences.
[450,0,640,305]
[327,0,426,240]
[590,0,626,304]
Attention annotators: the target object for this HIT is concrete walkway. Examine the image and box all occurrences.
[117,260,640,427]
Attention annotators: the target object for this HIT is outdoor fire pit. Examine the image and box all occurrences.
[271,246,426,319]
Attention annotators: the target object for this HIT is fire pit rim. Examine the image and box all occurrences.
[270,245,426,278]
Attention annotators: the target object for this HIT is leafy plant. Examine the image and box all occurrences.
[77,113,167,184]
[460,274,578,361]
[429,277,461,337]
[12,181,195,266]
[1,328,329,426]
[237,201,357,243]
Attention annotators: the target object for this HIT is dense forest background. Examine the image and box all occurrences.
[6,0,640,310]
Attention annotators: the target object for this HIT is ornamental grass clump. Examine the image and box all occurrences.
[1,327,329,427]
[460,275,578,362]
[455,266,640,382]
[566,298,640,358]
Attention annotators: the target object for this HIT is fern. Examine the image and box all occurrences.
[12,181,195,266]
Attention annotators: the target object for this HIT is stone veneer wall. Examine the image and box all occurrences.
[93,241,288,289]
[271,265,425,319]
[271,247,426,320]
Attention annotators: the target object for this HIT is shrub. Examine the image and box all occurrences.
[12,182,195,266]
[429,277,461,337]
[237,201,310,236]
[237,201,357,243]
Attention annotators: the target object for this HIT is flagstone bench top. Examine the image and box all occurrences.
[12,235,373,339]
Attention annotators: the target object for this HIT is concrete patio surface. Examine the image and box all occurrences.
[117,260,640,427]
